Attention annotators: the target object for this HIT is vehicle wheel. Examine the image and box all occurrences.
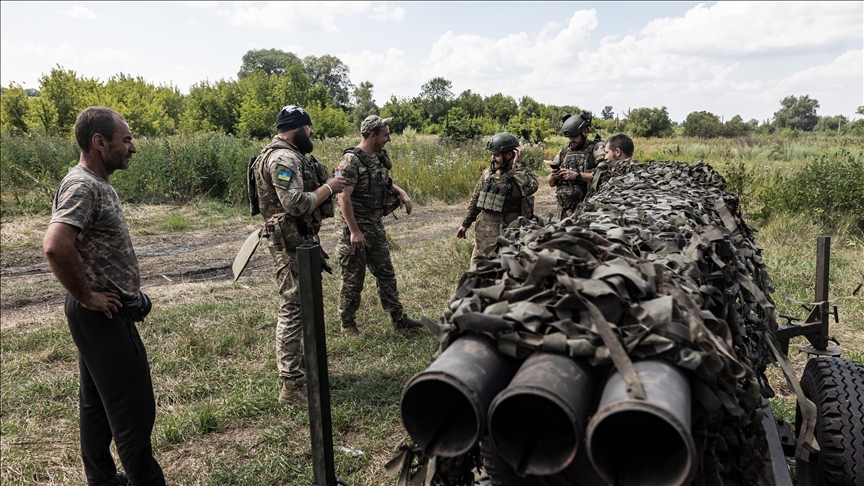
[795,357,864,486]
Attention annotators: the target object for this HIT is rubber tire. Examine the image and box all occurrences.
[795,357,864,486]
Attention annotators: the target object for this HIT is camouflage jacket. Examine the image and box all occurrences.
[552,136,606,208]
[50,165,141,300]
[336,148,397,227]
[461,161,539,229]
[253,136,332,236]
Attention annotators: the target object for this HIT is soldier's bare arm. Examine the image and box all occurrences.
[339,186,366,249]
[392,184,412,215]
[43,222,121,318]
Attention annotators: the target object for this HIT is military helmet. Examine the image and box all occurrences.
[561,111,592,137]
[486,132,520,153]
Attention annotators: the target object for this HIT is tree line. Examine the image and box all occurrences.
[2,48,863,141]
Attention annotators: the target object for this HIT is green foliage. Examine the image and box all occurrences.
[484,93,518,124]
[418,77,454,124]
[303,55,354,112]
[350,81,379,129]
[1,83,31,133]
[624,106,674,138]
[441,106,480,141]
[601,106,614,120]
[381,96,424,134]
[238,48,301,79]
[724,115,753,137]
[180,79,241,134]
[454,90,485,118]
[305,101,352,139]
[758,148,864,225]
[684,111,724,138]
[99,74,180,136]
[774,94,819,132]
[506,113,551,144]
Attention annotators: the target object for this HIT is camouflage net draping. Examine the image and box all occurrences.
[391,161,795,485]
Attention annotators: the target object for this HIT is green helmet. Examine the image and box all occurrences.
[561,111,592,137]
[486,132,519,153]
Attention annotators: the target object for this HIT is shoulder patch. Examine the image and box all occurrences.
[277,170,292,182]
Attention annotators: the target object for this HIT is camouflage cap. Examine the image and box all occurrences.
[360,115,392,137]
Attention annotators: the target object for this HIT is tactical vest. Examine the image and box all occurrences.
[252,140,333,239]
[555,136,604,209]
[477,171,522,214]
[344,147,400,215]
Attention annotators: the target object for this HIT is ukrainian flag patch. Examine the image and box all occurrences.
[277,170,292,182]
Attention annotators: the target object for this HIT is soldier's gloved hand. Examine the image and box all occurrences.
[318,246,333,274]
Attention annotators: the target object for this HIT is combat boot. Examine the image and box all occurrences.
[394,315,423,331]
[279,378,308,408]
[341,323,360,337]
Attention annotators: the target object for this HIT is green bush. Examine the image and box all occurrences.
[757,148,864,226]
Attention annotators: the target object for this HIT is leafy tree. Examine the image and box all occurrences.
[418,77,454,124]
[100,74,178,136]
[380,96,424,133]
[454,90,484,118]
[814,115,848,133]
[236,71,279,139]
[302,55,354,112]
[518,96,542,118]
[180,79,241,134]
[601,106,614,120]
[238,48,301,79]
[37,65,96,135]
[1,83,31,133]
[625,106,674,138]
[507,113,551,144]
[441,106,480,141]
[25,88,39,97]
[683,111,723,138]
[857,106,864,116]
[350,81,379,129]
[305,101,351,139]
[724,115,753,137]
[773,95,819,131]
[484,93,518,125]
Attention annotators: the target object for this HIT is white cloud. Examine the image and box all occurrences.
[216,1,403,32]
[764,50,864,114]
[60,5,97,19]
[340,48,415,103]
[0,40,136,86]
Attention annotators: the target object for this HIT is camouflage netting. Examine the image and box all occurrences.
[393,161,787,485]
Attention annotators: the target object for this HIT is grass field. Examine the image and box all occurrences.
[1,134,862,484]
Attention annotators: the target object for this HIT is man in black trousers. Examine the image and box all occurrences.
[43,106,165,485]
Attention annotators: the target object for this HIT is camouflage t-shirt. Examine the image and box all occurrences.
[50,165,140,300]
[336,150,387,226]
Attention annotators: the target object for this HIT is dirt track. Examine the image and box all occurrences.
[0,182,558,327]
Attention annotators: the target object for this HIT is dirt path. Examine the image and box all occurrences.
[0,183,558,327]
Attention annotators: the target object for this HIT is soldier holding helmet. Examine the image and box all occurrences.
[456,132,539,267]
[547,111,606,219]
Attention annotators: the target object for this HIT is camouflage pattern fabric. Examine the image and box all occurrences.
[337,221,406,325]
[396,160,785,485]
[461,163,538,268]
[552,138,605,219]
[336,150,388,226]
[587,157,636,198]
[50,165,140,300]
[253,136,330,382]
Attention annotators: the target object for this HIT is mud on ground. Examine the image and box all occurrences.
[0,183,559,329]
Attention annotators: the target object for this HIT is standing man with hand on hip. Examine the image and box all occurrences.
[457,132,539,268]
[336,115,423,336]
[251,105,346,408]
[43,106,165,486]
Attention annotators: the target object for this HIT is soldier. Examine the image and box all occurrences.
[336,115,423,336]
[43,107,165,485]
[547,111,606,219]
[588,133,636,197]
[456,132,539,268]
[251,105,346,407]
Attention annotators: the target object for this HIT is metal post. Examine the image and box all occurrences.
[297,245,339,486]
[814,236,830,349]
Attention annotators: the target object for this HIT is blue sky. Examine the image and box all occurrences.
[1,1,861,123]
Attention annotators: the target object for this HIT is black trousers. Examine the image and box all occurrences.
[65,295,165,486]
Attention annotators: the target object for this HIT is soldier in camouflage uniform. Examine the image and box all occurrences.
[547,111,606,219]
[43,107,165,485]
[456,132,539,268]
[336,115,423,336]
[251,105,346,407]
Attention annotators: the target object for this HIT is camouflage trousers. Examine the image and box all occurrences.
[556,205,578,220]
[337,222,405,326]
[269,245,304,382]
[471,210,519,268]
